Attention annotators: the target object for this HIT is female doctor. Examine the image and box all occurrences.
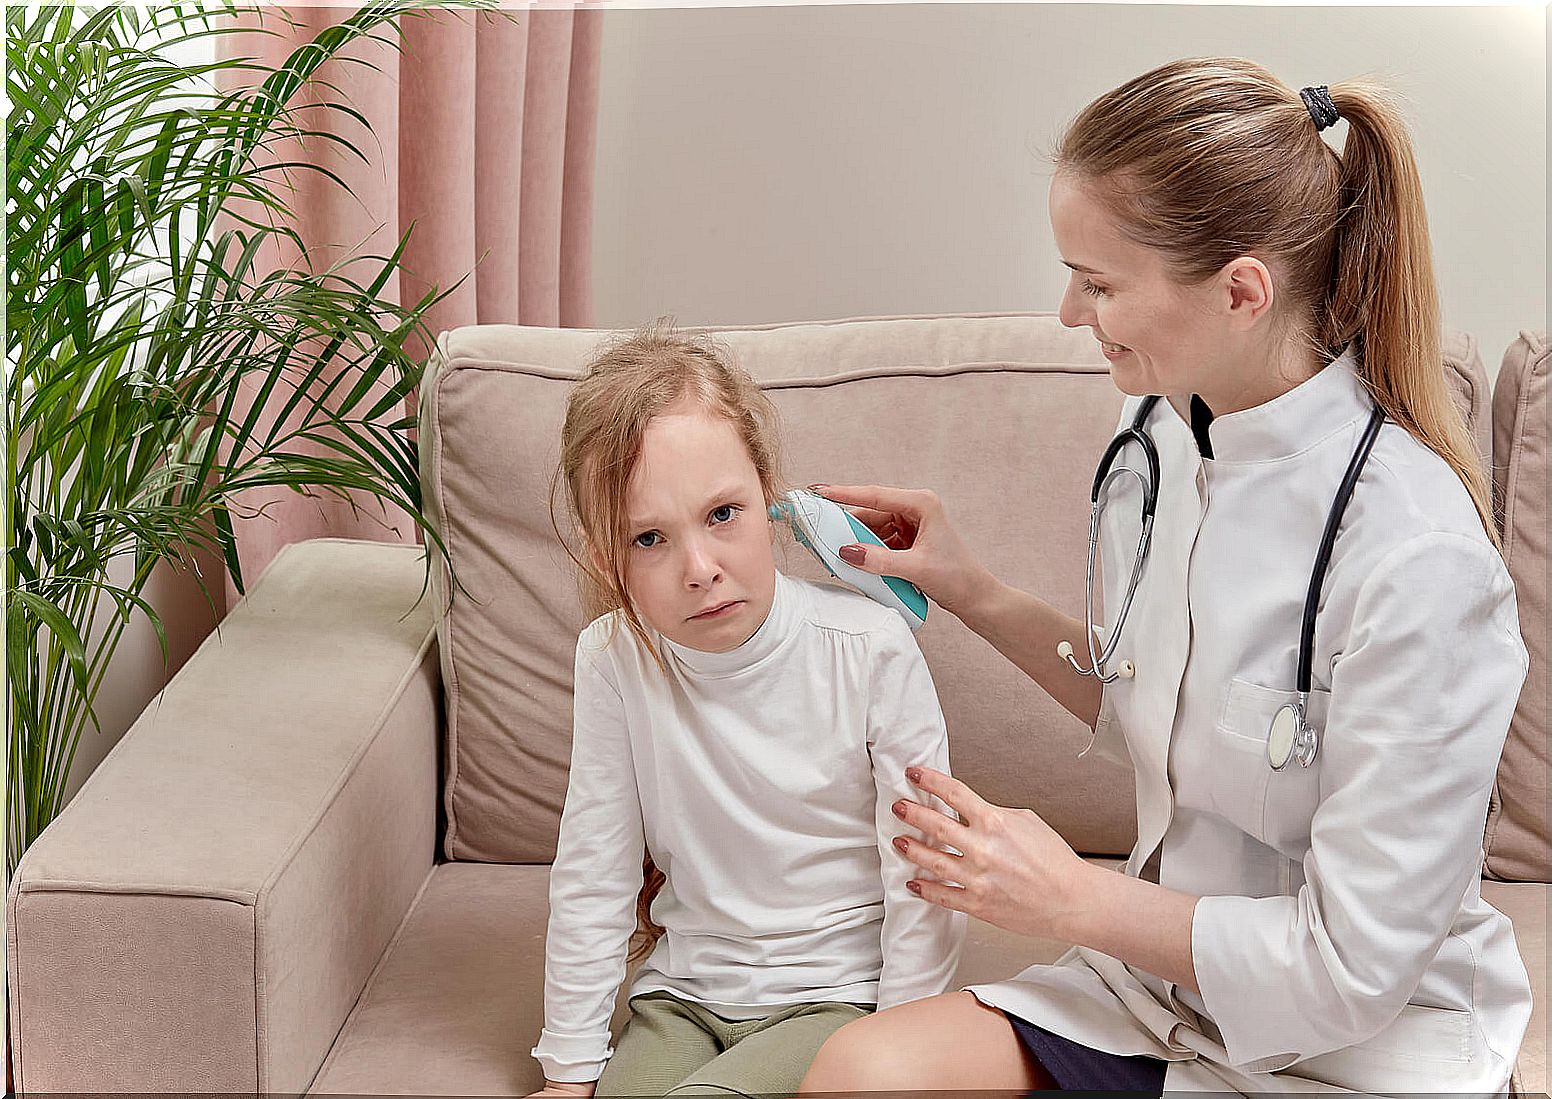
[797,57,1531,1095]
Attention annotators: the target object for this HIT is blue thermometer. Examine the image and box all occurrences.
[768,489,930,632]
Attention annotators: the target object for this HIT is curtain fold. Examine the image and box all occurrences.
[217,5,600,603]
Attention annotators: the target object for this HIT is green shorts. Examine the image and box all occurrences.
[593,989,874,1097]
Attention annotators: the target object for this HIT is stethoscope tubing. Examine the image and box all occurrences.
[1068,395,1164,683]
[1296,403,1387,694]
[1092,396,1162,517]
[1067,392,1389,754]
[1081,490,1154,681]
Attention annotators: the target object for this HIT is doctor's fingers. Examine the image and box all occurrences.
[905,877,971,914]
[892,834,964,884]
[833,540,924,584]
[837,503,905,534]
[810,482,935,515]
[892,795,973,848]
[905,766,994,827]
[856,511,914,551]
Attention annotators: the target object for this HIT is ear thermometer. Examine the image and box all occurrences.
[768,489,929,632]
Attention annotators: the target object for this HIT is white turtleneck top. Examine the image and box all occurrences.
[532,570,966,1083]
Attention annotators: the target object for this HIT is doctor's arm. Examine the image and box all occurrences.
[894,766,1203,996]
[809,483,1104,729]
[1189,532,1528,1069]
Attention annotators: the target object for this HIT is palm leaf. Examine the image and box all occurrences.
[7,0,495,880]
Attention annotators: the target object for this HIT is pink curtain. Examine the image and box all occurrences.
[216,5,600,604]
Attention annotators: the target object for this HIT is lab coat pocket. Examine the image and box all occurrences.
[1296,1004,1480,1092]
[1213,678,1328,855]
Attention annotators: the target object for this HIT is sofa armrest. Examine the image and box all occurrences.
[6,539,441,1096]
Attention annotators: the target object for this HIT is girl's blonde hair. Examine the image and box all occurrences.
[549,318,785,962]
[1055,56,1499,549]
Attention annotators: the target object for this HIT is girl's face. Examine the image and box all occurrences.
[1049,171,1274,413]
[616,398,777,654]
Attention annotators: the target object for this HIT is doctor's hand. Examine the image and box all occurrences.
[807,483,997,618]
[891,765,1093,943]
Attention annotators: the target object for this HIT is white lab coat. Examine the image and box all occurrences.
[966,349,1532,1095]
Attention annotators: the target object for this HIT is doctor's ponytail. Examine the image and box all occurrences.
[1055,57,1499,550]
[1319,83,1499,549]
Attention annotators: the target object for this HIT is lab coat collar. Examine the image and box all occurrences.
[1181,345,1370,464]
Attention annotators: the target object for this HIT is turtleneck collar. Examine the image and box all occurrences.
[660,569,803,679]
[1174,345,1371,464]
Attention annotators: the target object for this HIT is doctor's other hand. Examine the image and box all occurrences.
[526,1082,596,1098]
[808,483,997,618]
[892,766,1093,942]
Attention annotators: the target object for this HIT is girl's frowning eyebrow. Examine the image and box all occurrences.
[629,484,750,529]
[1061,259,1103,275]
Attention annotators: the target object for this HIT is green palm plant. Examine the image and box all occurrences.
[6,2,473,879]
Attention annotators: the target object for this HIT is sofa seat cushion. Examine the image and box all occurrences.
[308,862,554,1097]
[305,863,1544,1096]
[305,857,1091,1095]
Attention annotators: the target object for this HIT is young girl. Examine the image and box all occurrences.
[527,323,965,1098]
[798,58,1529,1096]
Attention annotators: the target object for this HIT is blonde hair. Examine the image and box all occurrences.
[549,318,785,962]
[1055,56,1499,549]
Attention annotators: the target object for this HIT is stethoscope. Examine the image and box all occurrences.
[1055,393,1387,770]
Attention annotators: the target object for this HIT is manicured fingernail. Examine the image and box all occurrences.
[892,800,908,818]
[808,483,829,494]
[892,836,909,854]
[906,881,922,895]
[906,767,922,783]
[839,545,866,566]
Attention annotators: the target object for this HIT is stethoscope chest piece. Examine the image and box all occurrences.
[1268,700,1317,770]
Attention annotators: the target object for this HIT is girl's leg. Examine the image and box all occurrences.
[663,1002,871,1097]
[595,992,723,1097]
[797,991,1058,1092]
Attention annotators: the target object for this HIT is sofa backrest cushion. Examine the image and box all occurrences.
[1454,331,1498,475]
[1485,330,1550,882]
[419,313,1493,865]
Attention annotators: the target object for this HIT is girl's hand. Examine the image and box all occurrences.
[806,484,996,617]
[526,1082,597,1098]
[890,766,1097,942]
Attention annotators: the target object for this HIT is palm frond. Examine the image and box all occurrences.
[7,0,490,879]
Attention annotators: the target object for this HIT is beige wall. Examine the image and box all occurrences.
[591,3,1547,370]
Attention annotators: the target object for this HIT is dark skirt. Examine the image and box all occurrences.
[1003,1010,1168,1094]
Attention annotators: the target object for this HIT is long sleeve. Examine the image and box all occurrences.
[530,633,647,1083]
[867,616,967,1009]
[1190,532,1529,1070]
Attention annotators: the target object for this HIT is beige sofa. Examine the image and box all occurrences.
[7,314,1547,1096]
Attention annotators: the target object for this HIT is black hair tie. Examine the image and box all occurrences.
[1300,85,1341,131]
